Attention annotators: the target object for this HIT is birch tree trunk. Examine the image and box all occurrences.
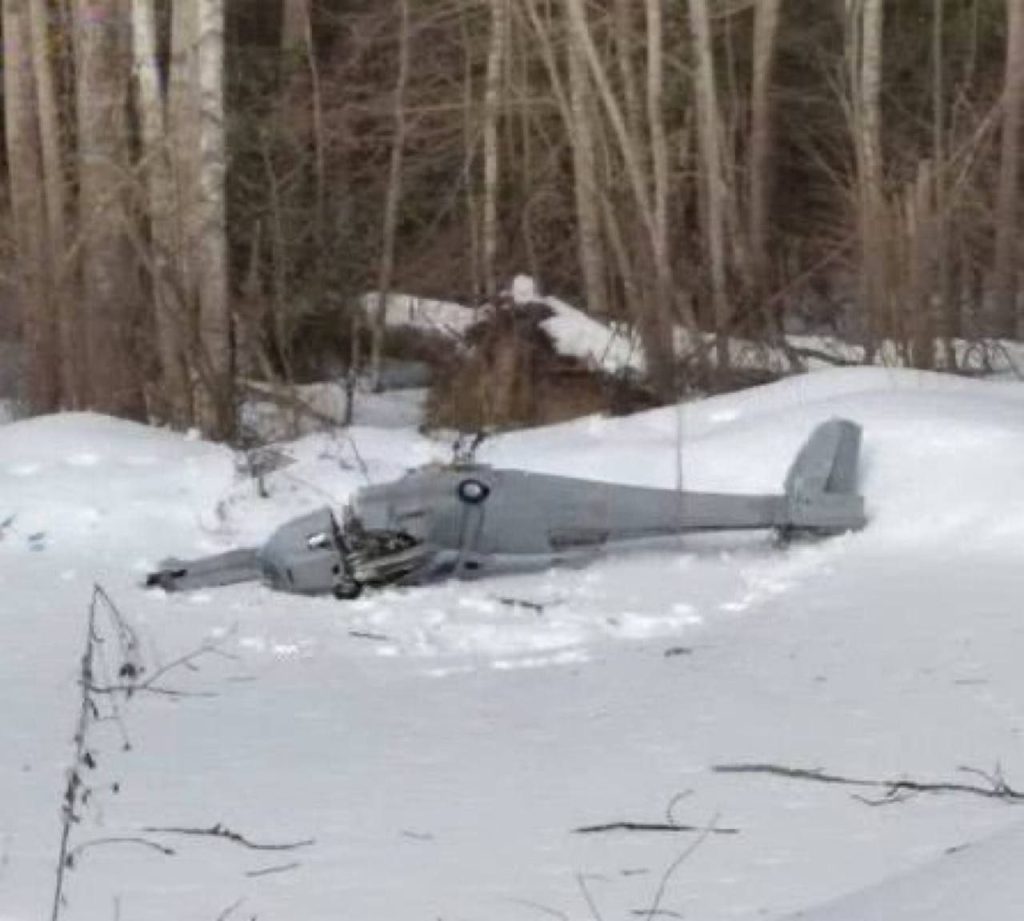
[370,0,411,389]
[646,0,672,313]
[281,0,306,53]
[169,0,200,335]
[850,0,887,343]
[195,0,233,437]
[3,0,60,411]
[280,0,327,314]
[27,0,75,403]
[482,0,510,301]
[749,0,783,309]
[132,0,192,426]
[74,0,145,417]
[566,0,608,319]
[931,0,956,349]
[564,0,678,397]
[613,0,643,168]
[689,0,731,381]
[993,0,1024,337]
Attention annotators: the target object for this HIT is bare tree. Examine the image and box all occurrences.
[482,0,510,301]
[370,0,412,388]
[195,0,233,437]
[28,0,74,403]
[169,0,199,276]
[565,0,608,318]
[613,0,643,160]
[646,0,674,343]
[74,0,145,418]
[689,0,731,380]
[564,0,678,396]
[132,0,192,426]
[749,0,783,310]
[3,0,60,411]
[993,0,1024,337]
[848,0,887,345]
[282,0,307,52]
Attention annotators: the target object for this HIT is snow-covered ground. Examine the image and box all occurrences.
[2,368,1024,920]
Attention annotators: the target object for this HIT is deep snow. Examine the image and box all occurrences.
[2,368,1024,920]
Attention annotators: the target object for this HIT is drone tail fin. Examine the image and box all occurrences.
[782,418,866,535]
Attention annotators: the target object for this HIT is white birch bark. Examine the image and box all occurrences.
[846,0,887,343]
[281,0,307,53]
[370,0,411,388]
[482,0,510,300]
[195,0,233,436]
[749,0,783,302]
[646,0,670,281]
[564,0,655,245]
[132,0,192,425]
[688,0,731,376]
[169,0,200,318]
[566,0,608,319]
[613,0,643,159]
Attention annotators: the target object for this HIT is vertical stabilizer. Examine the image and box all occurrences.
[783,419,866,533]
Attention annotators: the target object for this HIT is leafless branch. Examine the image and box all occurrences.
[245,861,302,878]
[89,638,235,698]
[215,898,246,921]
[142,823,315,851]
[576,872,606,921]
[575,790,737,835]
[640,815,721,921]
[714,762,1024,805]
[505,897,570,921]
[574,822,738,835]
[67,837,177,865]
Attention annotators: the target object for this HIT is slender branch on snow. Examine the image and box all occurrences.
[504,897,570,921]
[66,837,177,865]
[574,789,737,835]
[713,763,1024,805]
[88,638,236,699]
[576,872,607,921]
[51,586,107,921]
[574,822,738,835]
[244,861,302,878]
[214,898,246,921]
[50,587,247,921]
[640,815,722,921]
[142,823,315,851]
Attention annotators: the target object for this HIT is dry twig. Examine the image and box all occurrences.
[714,762,1024,805]
[142,823,315,851]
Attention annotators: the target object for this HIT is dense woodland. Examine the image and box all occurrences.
[1,0,1022,438]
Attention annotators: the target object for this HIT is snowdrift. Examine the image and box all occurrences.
[2,367,1024,921]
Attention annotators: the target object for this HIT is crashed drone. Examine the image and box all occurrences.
[147,418,866,599]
